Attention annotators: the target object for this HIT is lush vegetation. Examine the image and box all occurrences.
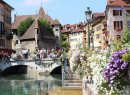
[61,34,70,51]
[38,18,54,35]
[17,17,34,36]
[69,7,130,95]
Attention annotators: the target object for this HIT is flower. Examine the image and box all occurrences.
[119,8,123,10]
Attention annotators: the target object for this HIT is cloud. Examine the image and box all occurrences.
[18,0,53,6]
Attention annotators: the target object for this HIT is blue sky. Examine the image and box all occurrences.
[4,0,107,25]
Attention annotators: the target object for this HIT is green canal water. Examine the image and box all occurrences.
[0,74,62,95]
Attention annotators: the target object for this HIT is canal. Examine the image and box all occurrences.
[0,74,62,95]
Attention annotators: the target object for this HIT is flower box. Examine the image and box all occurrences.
[116,28,122,31]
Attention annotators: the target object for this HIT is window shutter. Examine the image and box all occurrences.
[113,10,115,16]
[114,21,116,29]
[120,10,122,16]
[120,21,123,29]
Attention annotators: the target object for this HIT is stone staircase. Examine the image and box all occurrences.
[62,67,82,89]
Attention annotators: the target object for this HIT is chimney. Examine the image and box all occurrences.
[14,14,16,20]
[108,0,115,4]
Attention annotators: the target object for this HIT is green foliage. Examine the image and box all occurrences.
[61,34,70,51]
[17,17,34,36]
[38,18,54,35]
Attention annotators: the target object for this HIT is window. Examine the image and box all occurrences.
[114,21,123,30]
[16,40,18,44]
[126,10,130,14]
[97,25,101,31]
[0,39,5,46]
[37,29,39,34]
[96,33,101,39]
[56,29,58,31]
[113,10,122,16]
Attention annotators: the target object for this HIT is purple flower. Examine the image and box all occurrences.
[110,84,114,86]
[111,54,118,58]
[108,26,110,27]
[75,58,78,61]
[113,63,118,67]
[111,76,115,80]
[112,70,116,75]
[125,76,129,79]
[98,50,101,53]
[119,8,123,10]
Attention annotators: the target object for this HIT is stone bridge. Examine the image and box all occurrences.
[0,58,62,75]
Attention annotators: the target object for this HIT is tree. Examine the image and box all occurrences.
[61,34,70,51]
[17,17,34,36]
[38,18,54,35]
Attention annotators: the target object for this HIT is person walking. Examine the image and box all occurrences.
[22,48,25,59]
[24,49,28,59]
[58,49,61,56]
[47,48,50,58]
[51,47,54,53]
[43,49,47,58]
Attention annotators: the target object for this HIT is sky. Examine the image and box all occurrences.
[4,0,108,25]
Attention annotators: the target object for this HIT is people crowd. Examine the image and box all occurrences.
[0,47,65,61]
[0,51,11,61]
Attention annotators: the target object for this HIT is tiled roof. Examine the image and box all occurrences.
[19,20,36,40]
[35,19,40,29]
[61,29,67,33]
[52,19,61,25]
[12,6,54,29]
[70,29,85,33]
[107,0,130,6]
[92,13,105,18]
[19,20,55,40]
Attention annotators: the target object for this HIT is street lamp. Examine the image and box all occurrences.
[91,29,94,49]
[85,7,92,48]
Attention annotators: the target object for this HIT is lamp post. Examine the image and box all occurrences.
[85,7,92,48]
[91,29,94,49]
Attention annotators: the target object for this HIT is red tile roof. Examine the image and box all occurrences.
[70,29,85,33]
[12,6,54,29]
[107,0,130,6]
[92,13,105,18]
[52,19,61,25]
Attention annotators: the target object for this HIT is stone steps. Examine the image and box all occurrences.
[65,74,77,77]
[63,80,82,83]
[62,86,82,89]
[63,83,82,86]
[65,77,81,80]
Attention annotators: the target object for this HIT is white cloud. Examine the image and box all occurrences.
[18,0,53,6]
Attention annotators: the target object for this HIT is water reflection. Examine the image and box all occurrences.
[0,74,62,95]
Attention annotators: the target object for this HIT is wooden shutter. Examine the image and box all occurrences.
[113,10,115,16]
[120,21,123,29]
[120,10,122,16]
[114,21,116,29]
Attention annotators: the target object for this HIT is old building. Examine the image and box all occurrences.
[12,6,61,53]
[0,0,14,53]
[19,19,57,52]
[61,22,86,50]
[92,13,106,47]
[106,0,130,38]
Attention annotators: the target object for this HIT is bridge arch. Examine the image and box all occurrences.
[50,66,62,74]
[2,65,39,75]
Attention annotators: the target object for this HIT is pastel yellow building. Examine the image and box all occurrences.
[92,13,106,47]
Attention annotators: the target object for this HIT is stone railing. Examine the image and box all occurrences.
[86,84,96,95]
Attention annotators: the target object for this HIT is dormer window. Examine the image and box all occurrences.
[113,10,122,16]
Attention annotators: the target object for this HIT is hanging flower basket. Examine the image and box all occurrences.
[116,28,122,31]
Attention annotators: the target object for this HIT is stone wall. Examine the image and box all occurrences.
[40,39,56,50]
[21,40,35,53]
